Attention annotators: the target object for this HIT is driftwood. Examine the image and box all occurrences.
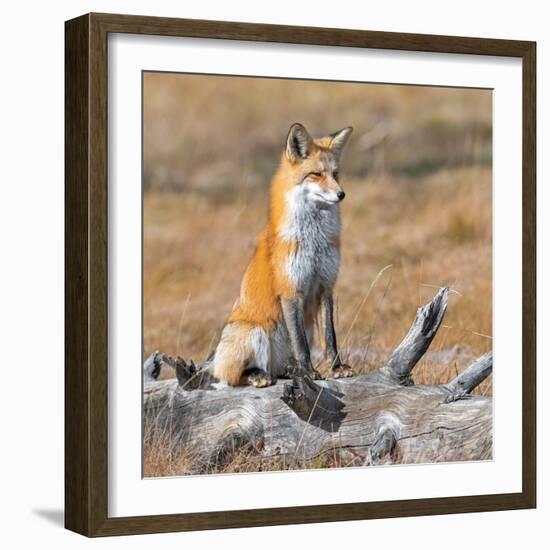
[143,288,492,473]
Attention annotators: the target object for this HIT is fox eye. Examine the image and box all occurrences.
[333,171,339,180]
[309,171,323,178]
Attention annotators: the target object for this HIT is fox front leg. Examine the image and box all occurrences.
[322,292,354,379]
[281,296,323,380]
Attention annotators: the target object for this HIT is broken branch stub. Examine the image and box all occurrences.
[443,351,493,403]
[382,286,449,385]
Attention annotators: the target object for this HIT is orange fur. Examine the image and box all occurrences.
[230,140,343,320]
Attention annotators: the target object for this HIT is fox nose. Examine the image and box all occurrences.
[337,191,346,201]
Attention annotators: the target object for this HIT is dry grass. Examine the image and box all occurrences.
[143,73,492,476]
[144,73,491,194]
[143,167,492,381]
[143,431,366,478]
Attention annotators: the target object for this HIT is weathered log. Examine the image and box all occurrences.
[143,287,493,474]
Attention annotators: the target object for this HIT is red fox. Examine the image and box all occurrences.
[211,123,354,387]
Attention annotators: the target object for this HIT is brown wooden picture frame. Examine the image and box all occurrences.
[65,12,536,537]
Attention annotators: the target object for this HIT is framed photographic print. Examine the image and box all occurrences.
[65,13,536,537]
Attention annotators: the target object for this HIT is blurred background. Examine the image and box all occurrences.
[143,72,492,392]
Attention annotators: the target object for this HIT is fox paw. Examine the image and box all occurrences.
[247,370,273,388]
[332,364,354,379]
[283,361,324,380]
[307,368,324,380]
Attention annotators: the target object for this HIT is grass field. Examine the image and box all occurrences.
[142,73,492,477]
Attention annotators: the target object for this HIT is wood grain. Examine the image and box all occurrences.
[65,14,90,535]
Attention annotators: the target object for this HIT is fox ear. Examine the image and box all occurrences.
[286,123,314,162]
[329,126,353,159]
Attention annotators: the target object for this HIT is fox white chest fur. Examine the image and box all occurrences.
[267,186,342,377]
[280,185,341,300]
